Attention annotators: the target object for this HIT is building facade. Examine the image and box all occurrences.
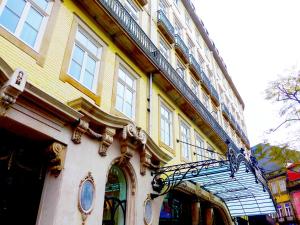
[0,0,259,225]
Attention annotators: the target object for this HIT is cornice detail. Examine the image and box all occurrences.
[0,69,27,116]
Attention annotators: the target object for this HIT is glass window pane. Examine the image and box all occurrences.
[87,40,98,56]
[124,89,133,104]
[26,8,42,30]
[0,7,20,32]
[85,56,96,74]
[124,102,132,117]
[69,61,81,80]
[117,82,125,97]
[76,30,88,46]
[33,0,48,10]
[116,95,123,112]
[20,23,38,47]
[83,71,94,89]
[7,0,26,16]
[125,75,133,88]
[118,69,126,82]
[72,45,84,65]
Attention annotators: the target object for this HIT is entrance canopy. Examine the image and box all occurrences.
[151,148,276,218]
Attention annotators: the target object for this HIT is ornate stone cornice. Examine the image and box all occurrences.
[0,69,27,116]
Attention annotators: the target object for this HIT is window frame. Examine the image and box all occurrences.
[159,36,170,61]
[0,0,60,65]
[159,99,174,151]
[123,0,140,23]
[179,118,191,161]
[195,133,205,161]
[190,76,199,98]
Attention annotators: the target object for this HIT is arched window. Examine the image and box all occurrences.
[103,165,127,225]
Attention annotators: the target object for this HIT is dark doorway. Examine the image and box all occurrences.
[159,191,193,225]
[0,129,47,225]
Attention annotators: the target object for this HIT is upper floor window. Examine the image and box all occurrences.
[271,182,278,194]
[196,32,201,48]
[176,59,185,80]
[180,121,191,160]
[174,21,182,36]
[116,66,136,119]
[0,0,52,50]
[124,0,139,22]
[159,0,167,15]
[159,38,170,60]
[160,103,173,147]
[191,77,199,98]
[202,92,210,109]
[285,203,292,217]
[212,104,218,121]
[279,180,286,192]
[195,135,205,161]
[68,27,102,91]
[207,145,216,160]
[185,12,191,27]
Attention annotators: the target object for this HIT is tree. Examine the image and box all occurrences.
[265,66,300,148]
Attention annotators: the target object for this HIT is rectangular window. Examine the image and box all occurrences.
[174,21,182,36]
[124,0,139,22]
[191,77,199,98]
[159,38,170,60]
[115,66,136,119]
[0,0,52,49]
[159,0,167,15]
[207,145,216,160]
[176,59,185,80]
[279,180,286,192]
[180,121,190,160]
[285,203,292,217]
[203,92,210,109]
[185,12,190,27]
[68,27,102,91]
[195,135,205,161]
[160,103,173,147]
[277,205,283,218]
[271,182,278,194]
[212,104,218,121]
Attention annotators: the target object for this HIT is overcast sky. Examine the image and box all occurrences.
[194,0,300,148]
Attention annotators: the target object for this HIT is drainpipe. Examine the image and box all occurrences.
[148,73,153,135]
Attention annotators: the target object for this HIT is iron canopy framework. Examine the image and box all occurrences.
[151,145,276,217]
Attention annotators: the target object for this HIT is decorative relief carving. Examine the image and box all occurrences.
[72,119,89,144]
[46,142,66,177]
[98,127,115,156]
[140,149,152,176]
[0,69,27,116]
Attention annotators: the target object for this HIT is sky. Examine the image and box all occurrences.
[193,0,300,149]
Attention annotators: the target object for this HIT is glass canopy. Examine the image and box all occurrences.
[151,148,276,218]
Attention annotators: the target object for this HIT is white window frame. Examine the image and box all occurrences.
[180,120,191,160]
[202,92,210,109]
[176,59,185,80]
[68,26,102,92]
[0,0,53,50]
[191,77,199,98]
[159,37,170,61]
[160,103,173,147]
[195,134,205,161]
[115,66,136,119]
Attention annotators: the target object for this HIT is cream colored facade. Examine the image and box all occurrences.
[0,0,250,224]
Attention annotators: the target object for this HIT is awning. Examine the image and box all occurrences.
[151,147,276,218]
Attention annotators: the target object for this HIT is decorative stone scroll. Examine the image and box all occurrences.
[119,123,147,166]
[72,119,116,156]
[46,142,66,177]
[0,69,27,116]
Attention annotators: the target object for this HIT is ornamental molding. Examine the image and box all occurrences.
[0,68,27,116]
[46,142,66,176]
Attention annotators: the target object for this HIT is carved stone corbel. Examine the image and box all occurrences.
[119,139,135,165]
[140,148,152,176]
[46,142,66,177]
[98,127,115,156]
[0,69,27,116]
[72,119,89,144]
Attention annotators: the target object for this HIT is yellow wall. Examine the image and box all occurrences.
[0,0,223,165]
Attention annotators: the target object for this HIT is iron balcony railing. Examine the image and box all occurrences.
[174,34,190,60]
[189,54,202,80]
[157,10,175,41]
[98,0,241,152]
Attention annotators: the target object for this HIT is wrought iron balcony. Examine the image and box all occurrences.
[96,0,240,153]
[157,10,175,43]
[189,54,202,80]
[174,35,189,63]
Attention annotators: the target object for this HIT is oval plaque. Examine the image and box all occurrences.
[79,172,95,216]
[144,198,152,224]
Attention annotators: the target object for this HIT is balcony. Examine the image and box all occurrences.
[200,71,220,105]
[157,10,175,43]
[174,35,190,63]
[189,54,202,80]
[80,0,240,153]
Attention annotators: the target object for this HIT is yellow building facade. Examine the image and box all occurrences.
[0,0,264,225]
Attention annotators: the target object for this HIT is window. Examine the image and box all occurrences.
[180,121,190,160]
[277,205,283,218]
[196,32,201,48]
[187,39,194,56]
[176,59,185,80]
[207,145,216,160]
[159,38,170,60]
[191,77,199,98]
[160,103,173,147]
[212,104,218,121]
[279,180,286,192]
[185,12,190,27]
[285,203,292,217]
[116,66,136,119]
[159,0,167,15]
[68,27,102,91]
[174,21,182,36]
[195,135,205,161]
[197,51,205,65]
[271,182,278,194]
[124,0,139,22]
[202,92,210,109]
[0,0,52,50]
